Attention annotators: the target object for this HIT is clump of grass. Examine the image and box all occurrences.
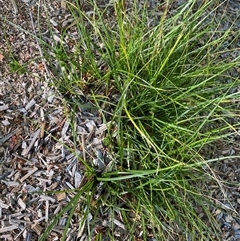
[40,0,240,240]
[8,56,27,74]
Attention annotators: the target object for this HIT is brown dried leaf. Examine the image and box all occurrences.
[0,53,4,61]
[56,192,66,201]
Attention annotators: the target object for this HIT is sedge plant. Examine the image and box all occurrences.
[33,0,240,240]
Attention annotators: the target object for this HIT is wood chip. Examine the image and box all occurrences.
[0,201,9,209]
[0,104,8,111]
[25,98,36,111]
[0,165,3,176]
[56,192,66,201]
[1,180,19,187]
[0,234,13,239]
[22,129,40,156]
[39,195,56,203]
[45,199,49,223]
[19,167,38,182]
[112,218,126,230]
[0,127,22,145]
[95,121,112,135]
[48,182,59,191]
[31,223,43,236]
[0,225,18,234]
[17,198,26,210]
[61,0,67,9]
[74,171,82,188]
[86,120,96,143]
[61,119,70,139]
[10,0,18,14]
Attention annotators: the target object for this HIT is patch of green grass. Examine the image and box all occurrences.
[8,56,27,74]
[39,0,240,240]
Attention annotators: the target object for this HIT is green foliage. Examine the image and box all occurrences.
[38,0,240,240]
[9,57,27,74]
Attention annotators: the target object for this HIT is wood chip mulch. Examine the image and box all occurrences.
[0,0,112,240]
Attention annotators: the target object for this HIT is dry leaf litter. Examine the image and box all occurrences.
[0,0,240,240]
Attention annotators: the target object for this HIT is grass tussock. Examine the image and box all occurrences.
[37,0,240,240]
